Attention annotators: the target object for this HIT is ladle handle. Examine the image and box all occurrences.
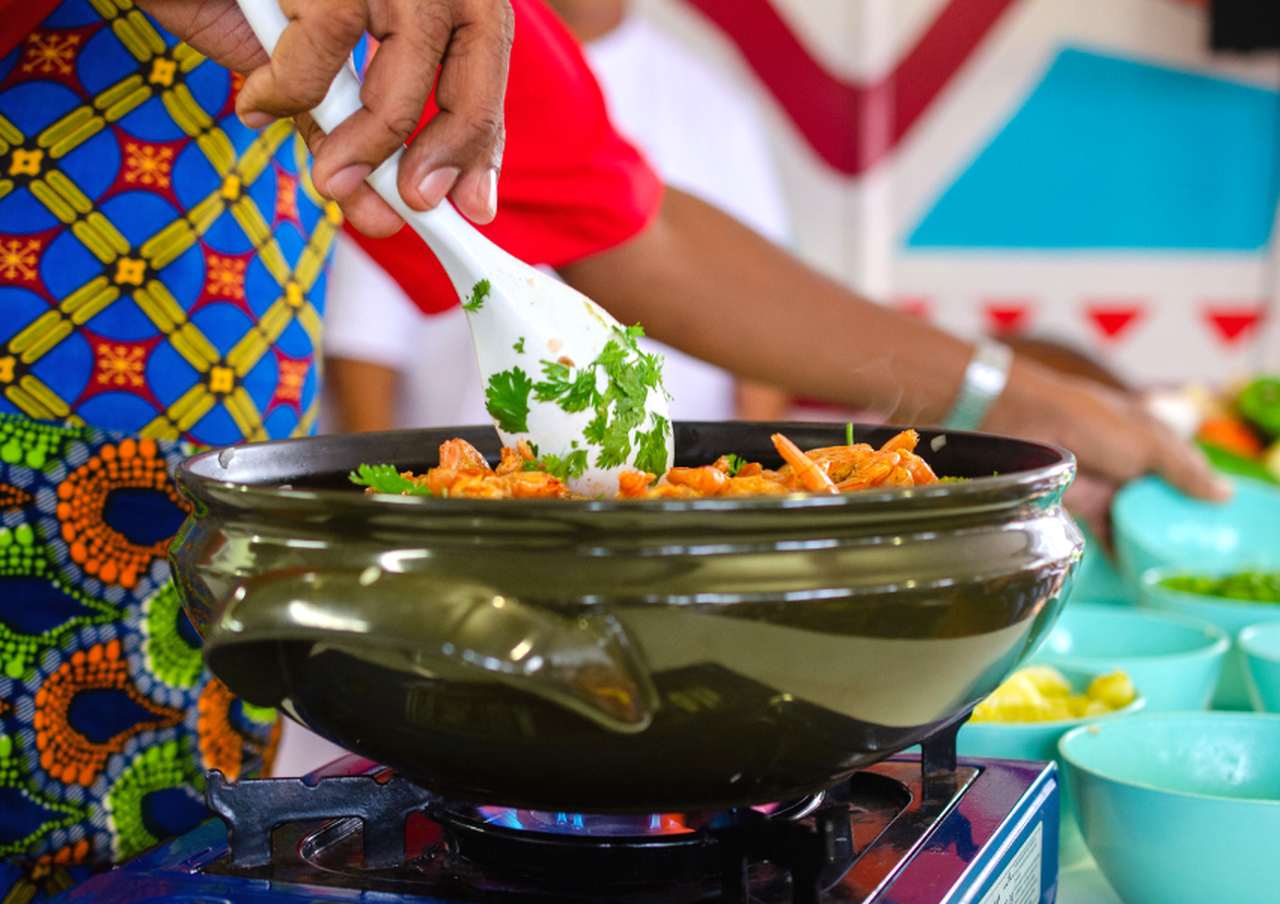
[234,0,495,292]
[205,567,659,734]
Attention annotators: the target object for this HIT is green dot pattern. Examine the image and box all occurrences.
[106,739,202,861]
[143,582,203,689]
[0,418,79,470]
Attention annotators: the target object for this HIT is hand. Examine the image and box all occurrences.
[139,0,513,236]
[987,356,1233,505]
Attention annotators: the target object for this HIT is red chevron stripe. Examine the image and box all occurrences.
[683,0,1019,175]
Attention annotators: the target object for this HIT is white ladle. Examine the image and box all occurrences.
[235,0,672,495]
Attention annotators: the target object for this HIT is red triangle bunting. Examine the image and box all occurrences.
[984,301,1031,335]
[1086,302,1144,340]
[1204,304,1266,345]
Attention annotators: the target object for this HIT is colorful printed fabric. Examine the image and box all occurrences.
[0,412,280,899]
[0,0,335,898]
[0,0,339,445]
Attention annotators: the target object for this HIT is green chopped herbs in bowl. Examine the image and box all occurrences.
[1161,572,1280,605]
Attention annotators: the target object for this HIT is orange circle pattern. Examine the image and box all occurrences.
[53,438,188,589]
[32,640,183,787]
[197,678,243,782]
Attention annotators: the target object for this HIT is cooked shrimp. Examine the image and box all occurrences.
[771,433,838,494]
[438,438,491,472]
[618,471,656,498]
[667,466,730,495]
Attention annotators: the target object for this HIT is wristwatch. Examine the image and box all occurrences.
[944,340,1013,431]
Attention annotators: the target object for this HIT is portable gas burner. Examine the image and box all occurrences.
[56,729,1059,903]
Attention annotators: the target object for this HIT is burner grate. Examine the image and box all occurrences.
[202,723,971,902]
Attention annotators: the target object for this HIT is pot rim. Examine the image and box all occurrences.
[175,421,1077,520]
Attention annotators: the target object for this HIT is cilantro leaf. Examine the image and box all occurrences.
[349,463,432,496]
[724,454,746,477]
[462,279,490,313]
[633,414,671,476]
[485,367,533,433]
[513,336,526,354]
[537,449,590,481]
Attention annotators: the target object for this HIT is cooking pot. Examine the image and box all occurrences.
[171,422,1081,810]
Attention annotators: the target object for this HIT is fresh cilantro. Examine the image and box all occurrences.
[724,453,747,477]
[633,414,671,476]
[513,336,526,353]
[936,476,968,484]
[348,463,432,496]
[525,324,667,472]
[462,279,490,313]
[537,450,590,481]
[485,367,534,433]
[845,422,854,446]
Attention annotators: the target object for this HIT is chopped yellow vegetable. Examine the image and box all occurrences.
[1087,672,1137,710]
[969,665,1136,724]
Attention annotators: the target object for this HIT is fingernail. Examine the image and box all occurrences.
[417,166,460,209]
[476,168,498,220]
[325,163,372,200]
[239,110,274,130]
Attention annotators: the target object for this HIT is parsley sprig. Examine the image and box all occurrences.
[724,453,747,477]
[462,279,491,313]
[349,463,432,496]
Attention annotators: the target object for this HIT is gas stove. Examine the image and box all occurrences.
[56,731,1059,903]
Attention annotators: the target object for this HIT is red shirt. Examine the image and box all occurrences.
[1,0,663,316]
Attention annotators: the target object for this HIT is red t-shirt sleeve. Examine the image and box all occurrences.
[344,0,663,315]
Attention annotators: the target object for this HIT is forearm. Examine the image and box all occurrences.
[559,188,973,424]
[325,357,400,433]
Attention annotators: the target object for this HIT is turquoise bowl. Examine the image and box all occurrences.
[1113,475,1280,583]
[1140,568,1280,709]
[957,665,1145,867]
[1240,622,1280,712]
[1060,712,1280,904]
[1034,603,1227,711]
[1068,520,1135,605]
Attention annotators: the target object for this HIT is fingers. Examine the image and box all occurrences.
[397,0,512,222]
[1143,416,1234,502]
[294,114,405,237]
[308,0,445,209]
[236,0,368,128]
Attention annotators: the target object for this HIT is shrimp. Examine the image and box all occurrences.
[771,433,838,494]
[496,440,536,475]
[618,471,656,498]
[666,466,730,495]
[438,438,491,473]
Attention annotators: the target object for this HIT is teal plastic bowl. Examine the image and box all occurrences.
[1060,712,1280,904]
[1034,603,1228,711]
[1113,475,1280,583]
[1069,521,1136,605]
[958,665,1145,867]
[1240,622,1280,712]
[1141,567,1280,709]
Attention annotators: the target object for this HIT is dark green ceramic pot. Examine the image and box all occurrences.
[171,422,1081,811]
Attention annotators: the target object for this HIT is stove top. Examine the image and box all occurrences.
[56,739,1059,903]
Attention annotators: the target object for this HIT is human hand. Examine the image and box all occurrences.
[986,356,1233,505]
[139,0,513,236]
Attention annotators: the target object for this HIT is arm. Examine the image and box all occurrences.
[560,188,1228,500]
[326,358,400,433]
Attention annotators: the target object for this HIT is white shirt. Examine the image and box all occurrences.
[321,13,791,430]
